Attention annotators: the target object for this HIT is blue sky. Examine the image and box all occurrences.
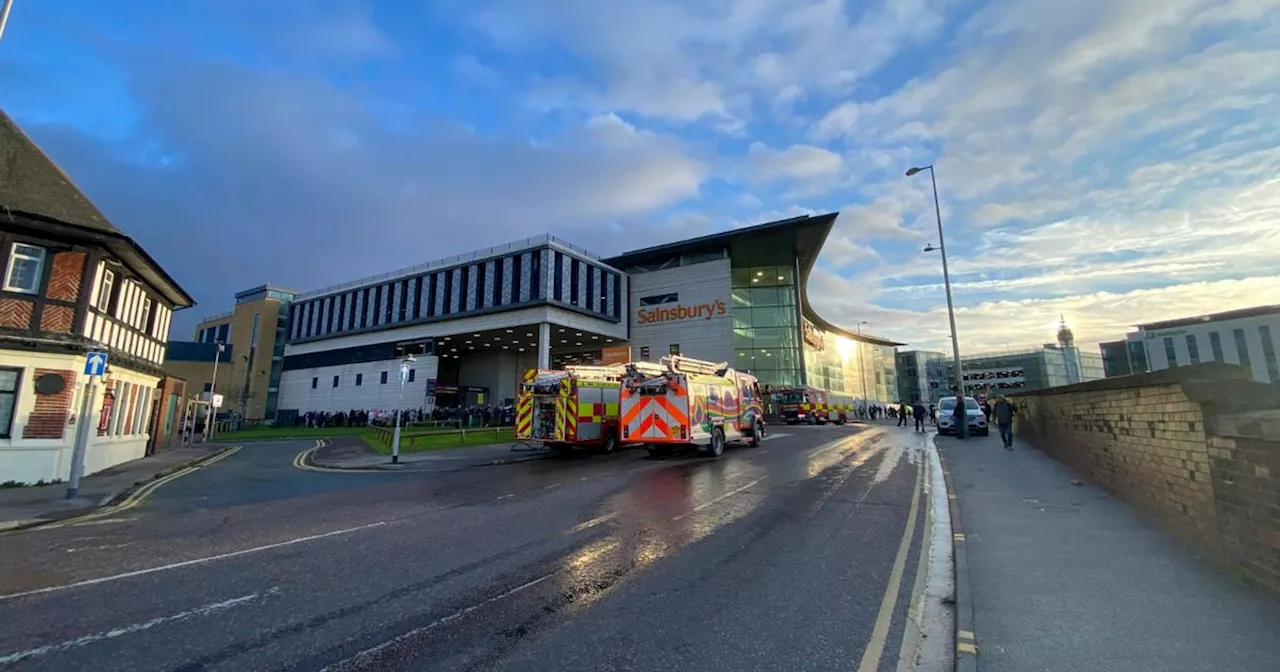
[2,0,1277,353]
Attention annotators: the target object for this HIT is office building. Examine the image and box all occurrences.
[1123,305,1280,384]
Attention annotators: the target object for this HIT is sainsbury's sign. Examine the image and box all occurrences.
[636,299,727,325]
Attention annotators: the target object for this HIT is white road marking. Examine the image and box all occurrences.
[65,542,134,554]
[322,574,555,671]
[0,588,279,664]
[0,522,387,601]
[70,517,139,527]
[565,513,616,534]
[672,478,766,521]
[762,432,792,440]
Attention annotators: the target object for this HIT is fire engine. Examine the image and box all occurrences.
[515,364,627,453]
[619,355,766,458]
[776,386,856,425]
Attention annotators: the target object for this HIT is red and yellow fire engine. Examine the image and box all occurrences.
[776,386,856,425]
[515,365,627,453]
[619,355,766,458]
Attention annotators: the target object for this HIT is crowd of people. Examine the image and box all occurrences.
[291,403,517,429]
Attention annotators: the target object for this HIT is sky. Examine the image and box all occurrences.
[2,0,1277,354]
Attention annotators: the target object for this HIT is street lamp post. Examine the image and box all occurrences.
[908,164,966,437]
[0,0,17,42]
[205,341,225,442]
[391,355,416,464]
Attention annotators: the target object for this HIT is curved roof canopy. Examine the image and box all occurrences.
[605,213,905,347]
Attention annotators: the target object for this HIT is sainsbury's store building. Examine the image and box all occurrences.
[261,213,901,419]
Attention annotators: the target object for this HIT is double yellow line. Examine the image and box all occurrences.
[38,446,243,530]
[292,439,385,474]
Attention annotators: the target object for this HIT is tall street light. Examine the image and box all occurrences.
[205,341,225,442]
[854,321,869,414]
[0,0,17,42]
[907,164,967,424]
[392,354,417,464]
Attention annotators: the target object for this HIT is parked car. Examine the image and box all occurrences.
[937,396,988,436]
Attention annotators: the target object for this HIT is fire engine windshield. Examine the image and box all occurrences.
[779,391,805,403]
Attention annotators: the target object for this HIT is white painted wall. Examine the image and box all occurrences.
[0,350,156,485]
[1141,312,1280,383]
[626,259,733,365]
[277,356,441,413]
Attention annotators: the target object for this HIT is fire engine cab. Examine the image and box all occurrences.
[620,355,766,458]
[515,364,626,453]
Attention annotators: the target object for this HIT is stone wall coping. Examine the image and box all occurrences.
[1214,409,1280,441]
[1009,362,1253,397]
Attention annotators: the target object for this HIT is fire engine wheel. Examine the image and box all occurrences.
[600,431,618,454]
[748,421,764,447]
[705,427,726,457]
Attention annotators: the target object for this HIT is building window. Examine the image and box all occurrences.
[332,375,340,388]
[1185,334,1200,364]
[381,371,389,384]
[141,297,155,335]
[97,269,116,311]
[311,377,318,389]
[355,373,363,386]
[1163,337,1178,367]
[0,367,19,438]
[408,368,416,382]
[1233,328,1251,371]
[1260,325,1279,384]
[1209,331,1224,361]
[3,243,46,294]
[669,344,680,355]
[640,346,650,360]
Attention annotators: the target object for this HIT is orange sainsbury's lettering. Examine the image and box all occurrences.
[636,299,727,324]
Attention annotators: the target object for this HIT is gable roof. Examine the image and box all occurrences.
[0,110,194,308]
[0,111,118,233]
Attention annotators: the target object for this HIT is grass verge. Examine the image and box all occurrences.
[364,427,515,455]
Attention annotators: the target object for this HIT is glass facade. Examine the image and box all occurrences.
[799,324,896,402]
[731,265,802,389]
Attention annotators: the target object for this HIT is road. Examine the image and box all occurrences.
[0,425,947,671]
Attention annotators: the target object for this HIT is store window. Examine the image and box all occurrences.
[731,265,801,389]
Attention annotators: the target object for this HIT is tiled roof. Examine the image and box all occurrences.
[0,110,118,233]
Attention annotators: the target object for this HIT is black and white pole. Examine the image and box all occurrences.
[68,350,108,499]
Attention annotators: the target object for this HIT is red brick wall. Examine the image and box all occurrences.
[21,369,74,439]
[46,251,86,302]
[0,298,33,329]
[40,305,75,333]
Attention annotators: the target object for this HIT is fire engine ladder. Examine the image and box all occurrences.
[563,364,626,379]
[662,355,730,376]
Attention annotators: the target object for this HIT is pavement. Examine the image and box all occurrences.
[0,444,236,531]
[306,436,552,471]
[940,431,1280,672]
[0,424,952,672]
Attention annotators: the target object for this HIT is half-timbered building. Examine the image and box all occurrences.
[0,111,194,484]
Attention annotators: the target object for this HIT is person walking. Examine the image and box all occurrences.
[897,401,908,427]
[993,394,1016,450]
[952,397,968,439]
[912,401,927,432]
[928,403,937,425]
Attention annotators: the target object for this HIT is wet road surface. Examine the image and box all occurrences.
[0,426,937,671]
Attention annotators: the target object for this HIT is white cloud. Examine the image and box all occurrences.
[745,142,844,184]
[458,0,949,125]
